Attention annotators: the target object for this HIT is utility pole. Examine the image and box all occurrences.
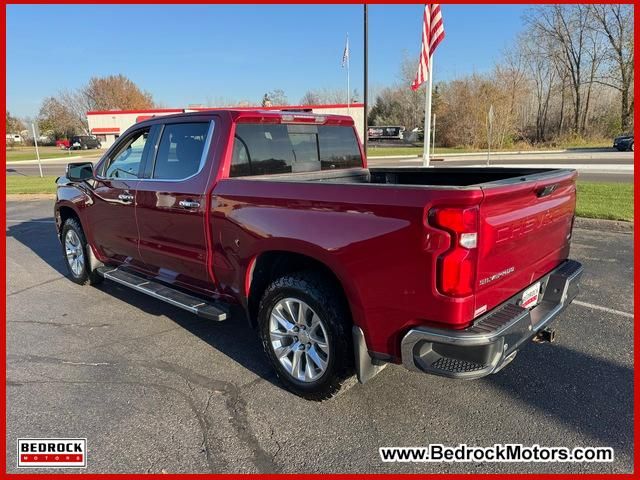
[432,113,436,157]
[487,104,494,166]
[422,56,433,167]
[31,123,43,178]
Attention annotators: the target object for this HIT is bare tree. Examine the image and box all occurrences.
[5,111,25,134]
[526,5,600,135]
[517,33,557,141]
[59,89,91,133]
[580,28,606,133]
[591,4,634,131]
[299,87,355,105]
[50,74,156,133]
[266,89,288,106]
[37,97,85,139]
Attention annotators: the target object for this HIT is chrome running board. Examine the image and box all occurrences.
[97,267,227,321]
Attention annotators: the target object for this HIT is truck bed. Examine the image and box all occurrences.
[215,164,576,349]
[248,166,570,188]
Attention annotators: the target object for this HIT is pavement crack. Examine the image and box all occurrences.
[9,354,279,472]
[7,277,64,297]
[6,377,221,472]
[8,320,111,329]
[144,360,279,473]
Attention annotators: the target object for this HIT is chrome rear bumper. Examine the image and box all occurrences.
[401,259,583,379]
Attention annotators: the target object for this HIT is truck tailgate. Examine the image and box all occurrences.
[474,170,577,315]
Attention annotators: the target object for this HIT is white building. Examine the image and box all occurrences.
[87,103,365,149]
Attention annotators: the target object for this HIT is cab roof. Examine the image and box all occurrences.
[135,109,355,127]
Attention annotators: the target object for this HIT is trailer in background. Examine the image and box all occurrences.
[367,126,405,142]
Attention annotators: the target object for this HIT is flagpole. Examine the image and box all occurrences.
[347,34,350,114]
[363,5,368,156]
[422,55,433,167]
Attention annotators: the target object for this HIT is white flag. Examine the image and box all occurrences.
[341,34,350,68]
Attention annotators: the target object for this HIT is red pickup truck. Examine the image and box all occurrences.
[55,110,583,400]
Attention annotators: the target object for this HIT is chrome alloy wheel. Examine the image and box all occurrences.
[65,229,84,277]
[269,298,330,382]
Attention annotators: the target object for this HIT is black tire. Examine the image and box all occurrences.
[82,144,88,150]
[60,217,103,286]
[630,142,634,152]
[258,271,354,401]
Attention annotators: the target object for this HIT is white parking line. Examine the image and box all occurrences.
[573,300,634,318]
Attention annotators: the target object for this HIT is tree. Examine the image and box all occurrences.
[526,5,602,135]
[37,97,84,139]
[299,87,350,105]
[367,54,427,131]
[6,111,25,134]
[82,74,154,111]
[51,74,155,133]
[300,90,322,105]
[267,89,288,106]
[515,34,556,141]
[591,4,634,131]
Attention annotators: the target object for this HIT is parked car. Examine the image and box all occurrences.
[70,135,101,150]
[56,139,71,149]
[55,110,582,400]
[613,134,634,151]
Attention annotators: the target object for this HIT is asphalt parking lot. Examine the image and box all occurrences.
[6,199,634,473]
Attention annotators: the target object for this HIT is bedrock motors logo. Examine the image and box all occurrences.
[17,439,87,468]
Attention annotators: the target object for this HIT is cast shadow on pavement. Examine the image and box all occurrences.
[6,217,68,276]
[484,342,633,457]
[7,217,634,456]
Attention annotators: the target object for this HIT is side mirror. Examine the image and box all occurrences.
[66,162,94,182]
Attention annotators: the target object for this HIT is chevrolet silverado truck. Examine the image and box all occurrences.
[55,110,583,400]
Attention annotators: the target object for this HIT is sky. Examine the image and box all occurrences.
[6,4,530,118]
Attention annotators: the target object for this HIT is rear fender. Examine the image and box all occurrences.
[243,239,367,334]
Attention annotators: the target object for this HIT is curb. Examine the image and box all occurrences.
[6,155,102,165]
[368,149,571,160]
[6,194,56,201]
[574,217,633,233]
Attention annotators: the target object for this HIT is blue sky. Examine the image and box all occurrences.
[7,4,530,117]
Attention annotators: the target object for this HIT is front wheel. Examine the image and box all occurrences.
[258,271,354,400]
[61,218,103,286]
[630,143,634,152]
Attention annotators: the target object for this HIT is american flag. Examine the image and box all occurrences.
[411,4,445,90]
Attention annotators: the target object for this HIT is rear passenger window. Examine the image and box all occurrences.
[152,122,211,180]
[230,124,362,177]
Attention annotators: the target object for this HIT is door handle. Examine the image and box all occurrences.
[118,193,134,203]
[179,200,201,209]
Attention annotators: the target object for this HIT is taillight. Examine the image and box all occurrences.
[429,207,479,297]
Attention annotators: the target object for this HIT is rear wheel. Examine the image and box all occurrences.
[61,218,103,286]
[258,271,354,400]
[630,142,634,152]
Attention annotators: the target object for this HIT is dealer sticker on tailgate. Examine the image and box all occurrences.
[521,282,541,309]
